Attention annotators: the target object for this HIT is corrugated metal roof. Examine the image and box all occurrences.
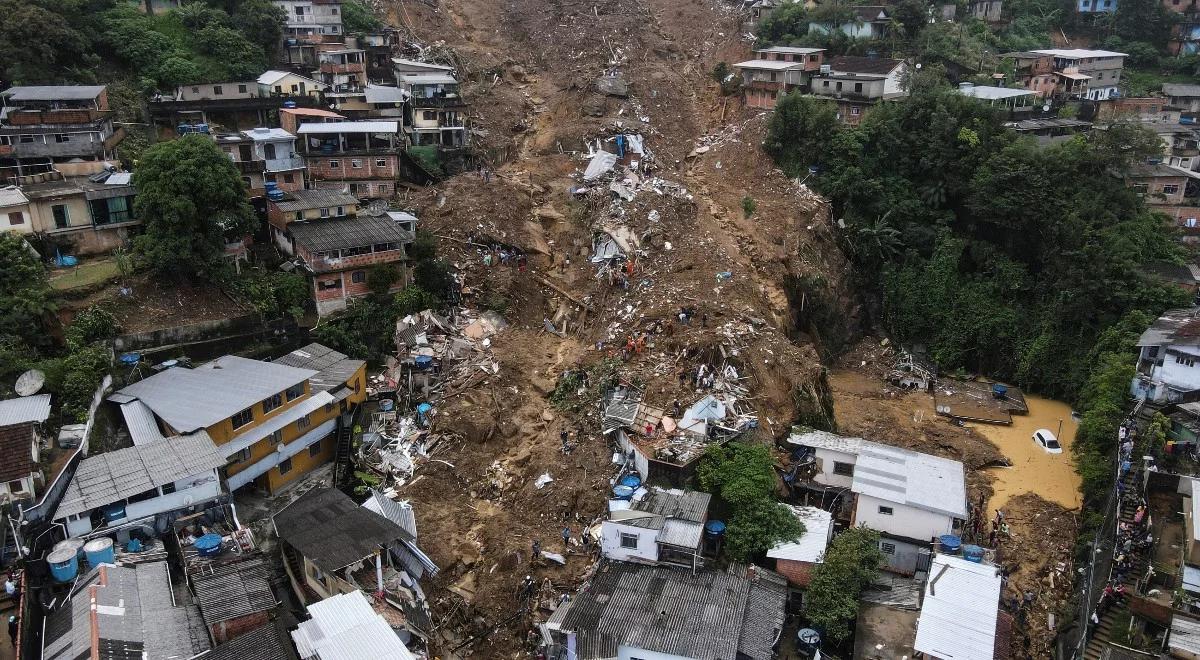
[1031,48,1127,59]
[913,554,1002,660]
[273,487,412,572]
[289,215,415,254]
[121,400,166,446]
[192,556,276,627]
[658,519,703,549]
[854,443,967,519]
[296,121,400,134]
[243,127,295,141]
[0,394,51,426]
[755,46,825,54]
[56,431,225,519]
[0,186,29,208]
[633,487,710,523]
[207,623,295,660]
[364,84,409,104]
[732,59,802,71]
[291,591,416,660]
[0,424,34,482]
[1172,615,1200,656]
[270,189,360,213]
[104,172,133,185]
[363,489,418,538]
[1165,83,1200,97]
[398,73,458,85]
[787,429,864,454]
[1137,307,1200,347]
[113,356,317,433]
[391,58,454,71]
[274,342,364,394]
[767,506,832,562]
[2,85,106,101]
[546,562,786,660]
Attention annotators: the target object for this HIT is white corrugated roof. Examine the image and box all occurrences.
[854,443,967,519]
[397,73,458,85]
[786,429,864,454]
[1172,616,1200,656]
[391,58,453,71]
[241,127,294,141]
[0,394,51,426]
[959,85,1036,100]
[1031,48,1127,59]
[296,121,400,134]
[767,506,832,563]
[362,490,418,539]
[292,591,415,660]
[121,400,166,446]
[756,46,825,55]
[0,186,29,208]
[913,554,1002,660]
[256,70,324,87]
[659,519,703,549]
[113,356,316,433]
[732,59,803,71]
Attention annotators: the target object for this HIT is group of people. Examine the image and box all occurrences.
[474,237,528,273]
[1090,418,1150,626]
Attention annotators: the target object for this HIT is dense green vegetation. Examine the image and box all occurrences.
[767,81,1188,403]
[803,526,884,643]
[696,442,805,562]
[0,0,284,88]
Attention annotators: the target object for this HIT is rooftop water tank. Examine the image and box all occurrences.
[938,534,962,553]
[612,484,635,500]
[618,474,642,489]
[84,537,115,567]
[963,544,985,563]
[47,548,79,583]
[283,100,297,108]
[194,534,223,558]
[705,520,727,537]
[53,537,86,560]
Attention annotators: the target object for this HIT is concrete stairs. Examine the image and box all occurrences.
[1083,469,1149,660]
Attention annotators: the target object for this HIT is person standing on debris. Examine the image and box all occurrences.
[562,526,572,549]
[6,615,14,646]
[701,313,707,328]
[673,400,681,419]
[561,430,570,453]
[518,253,528,274]
[531,539,541,562]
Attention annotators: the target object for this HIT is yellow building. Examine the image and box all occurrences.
[111,343,365,495]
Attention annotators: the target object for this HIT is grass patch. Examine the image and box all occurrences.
[49,259,121,291]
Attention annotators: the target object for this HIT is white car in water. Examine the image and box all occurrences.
[1033,429,1062,454]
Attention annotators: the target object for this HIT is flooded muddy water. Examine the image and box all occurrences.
[972,396,1082,517]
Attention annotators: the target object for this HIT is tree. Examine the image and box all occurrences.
[0,0,99,83]
[133,134,257,279]
[756,3,810,44]
[233,0,286,53]
[764,93,840,177]
[342,0,382,34]
[0,233,55,352]
[805,527,884,643]
[696,442,804,561]
[725,498,805,561]
[194,24,268,78]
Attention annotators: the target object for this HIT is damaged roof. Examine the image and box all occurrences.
[192,556,277,628]
[545,562,786,660]
[1137,307,1200,347]
[289,215,416,254]
[270,188,360,212]
[827,55,904,75]
[273,342,364,394]
[207,623,296,660]
[273,487,413,572]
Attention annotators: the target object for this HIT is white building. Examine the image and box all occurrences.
[913,554,1004,660]
[1132,307,1200,403]
[789,430,968,574]
[957,83,1037,111]
[601,487,710,567]
[292,590,416,660]
[53,432,227,537]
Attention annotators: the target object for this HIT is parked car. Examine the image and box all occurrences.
[1033,429,1062,454]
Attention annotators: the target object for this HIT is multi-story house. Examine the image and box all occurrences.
[1127,162,1191,205]
[808,56,908,125]
[213,128,307,197]
[110,351,366,495]
[316,48,369,113]
[0,86,124,183]
[1030,48,1128,100]
[296,120,404,198]
[149,77,326,136]
[1170,14,1200,55]
[600,487,711,567]
[734,47,826,110]
[789,430,968,575]
[19,170,139,255]
[275,0,345,69]
[1001,51,1058,97]
[398,73,468,149]
[1166,83,1200,112]
[270,190,414,315]
[0,394,50,501]
[1077,0,1117,12]
[1132,307,1200,402]
[280,106,346,135]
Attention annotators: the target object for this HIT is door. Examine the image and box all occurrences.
[264,143,277,160]
[238,144,253,161]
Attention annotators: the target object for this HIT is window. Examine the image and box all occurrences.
[54,134,70,143]
[832,461,854,477]
[329,159,340,168]
[262,392,283,414]
[1133,183,1149,195]
[850,106,861,116]
[278,457,293,475]
[320,207,331,218]
[309,438,323,457]
[231,409,260,434]
[294,212,304,221]
[331,6,339,13]
[823,80,829,88]
[18,135,36,144]
[229,448,251,463]
[317,278,342,290]
[214,85,224,95]
[1164,184,1181,195]
[1177,355,1196,367]
[286,383,304,401]
[880,542,896,555]
[295,5,305,14]
[351,158,363,168]
[161,482,177,495]
[191,86,200,94]
[52,204,70,229]
[283,173,294,183]
[375,158,387,167]
[297,414,311,431]
[620,533,639,549]
[238,84,248,94]
[351,270,367,283]
[854,83,863,93]
[769,72,777,82]
[423,110,437,120]
[335,206,344,216]
[878,505,894,515]
[269,429,284,445]
[378,184,390,195]
[7,480,23,494]
[7,212,23,226]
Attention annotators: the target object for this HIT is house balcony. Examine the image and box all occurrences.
[811,89,881,103]
[1175,146,1200,157]
[308,247,405,272]
[3,109,113,128]
[409,95,468,108]
[233,159,266,174]
[266,156,306,172]
[319,62,366,75]
[6,133,121,159]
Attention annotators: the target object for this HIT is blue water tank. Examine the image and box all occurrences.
[283,100,297,109]
[379,399,395,412]
[84,537,115,566]
[963,544,985,563]
[102,503,126,523]
[612,484,635,500]
[618,474,642,489]
[939,534,962,553]
[195,534,223,558]
[53,537,86,560]
[414,355,434,369]
[47,548,79,583]
[705,520,727,536]
[267,189,286,201]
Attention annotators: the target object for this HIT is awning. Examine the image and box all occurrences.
[1057,71,1091,80]
[225,419,335,491]
[221,391,334,458]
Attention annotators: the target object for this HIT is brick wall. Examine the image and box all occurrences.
[306,155,398,181]
[210,611,270,644]
[774,559,815,587]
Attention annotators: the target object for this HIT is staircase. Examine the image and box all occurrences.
[331,421,353,487]
[281,543,320,604]
[1083,469,1150,660]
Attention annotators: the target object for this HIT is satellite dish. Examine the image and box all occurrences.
[14,370,44,396]
[1043,104,1051,112]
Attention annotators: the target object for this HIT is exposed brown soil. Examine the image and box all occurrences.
[57,273,249,334]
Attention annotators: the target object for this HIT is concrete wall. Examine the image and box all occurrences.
[1155,349,1200,391]
[307,154,398,181]
[616,430,651,480]
[879,536,925,575]
[854,493,956,541]
[812,447,857,488]
[113,313,264,351]
[600,519,659,563]
[177,83,258,101]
